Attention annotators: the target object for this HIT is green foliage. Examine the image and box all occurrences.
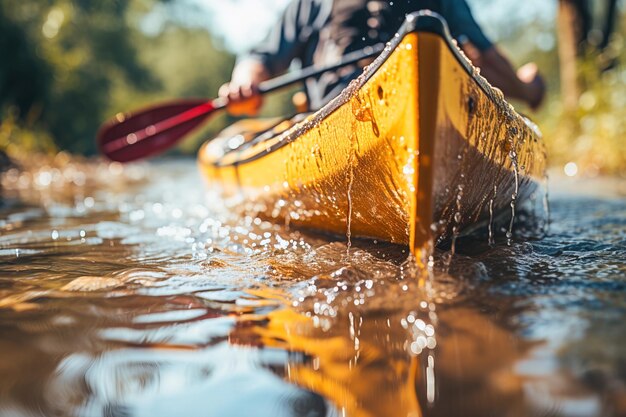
[533,12,626,176]
[0,0,235,155]
[539,51,626,175]
[487,5,626,176]
[0,6,52,120]
[0,108,57,158]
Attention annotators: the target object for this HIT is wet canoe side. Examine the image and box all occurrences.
[417,31,546,248]
[198,13,546,257]
[200,33,419,245]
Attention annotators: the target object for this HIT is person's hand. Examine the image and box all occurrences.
[517,62,546,110]
[219,59,270,116]
[218,81,262,116]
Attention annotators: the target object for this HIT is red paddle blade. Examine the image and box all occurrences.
[97,99,219,162]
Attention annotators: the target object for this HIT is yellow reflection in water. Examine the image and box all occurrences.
[244,288,422,417]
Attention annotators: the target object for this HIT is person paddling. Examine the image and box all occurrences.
[219,0,545,116]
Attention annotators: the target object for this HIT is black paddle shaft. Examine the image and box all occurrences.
[257,43,385,94]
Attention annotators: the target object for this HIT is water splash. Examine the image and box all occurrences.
[542,173,551,237]
[488,184,498,246]
[507,148,520,246]
[346,155,355,258]
[450,184,465,258]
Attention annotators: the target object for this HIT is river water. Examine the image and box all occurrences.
[1,156,625,417]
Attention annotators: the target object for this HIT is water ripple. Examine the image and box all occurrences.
[0,160,624,417]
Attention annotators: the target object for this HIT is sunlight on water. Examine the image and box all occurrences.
[0,158,625,417]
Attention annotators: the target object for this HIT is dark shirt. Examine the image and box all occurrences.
[245,0,492,109]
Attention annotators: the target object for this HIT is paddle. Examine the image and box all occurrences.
[97,43,384,163]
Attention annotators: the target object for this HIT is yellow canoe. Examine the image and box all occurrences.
[198,12,546,259]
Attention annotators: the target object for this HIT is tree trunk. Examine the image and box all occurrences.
[572,0,591,51]
[600,0,618,50]
[557,0,580,111]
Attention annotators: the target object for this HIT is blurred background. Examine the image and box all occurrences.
[0,0,624,176]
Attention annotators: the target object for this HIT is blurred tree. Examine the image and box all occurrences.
[566,0,619,53]
[544,2,625,175]
[0,0,157,153]
[45,1,164,153]
[0,0,235,155]
[0,5,52,121]
[557,0,620,110]
[558,0,581,110]
[599,0,618,51]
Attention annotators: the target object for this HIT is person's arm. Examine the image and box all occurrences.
[461,42,545,110]
[451,1,546,109]
[219,0,309,116]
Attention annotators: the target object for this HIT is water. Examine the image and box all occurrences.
[1,158,625,417]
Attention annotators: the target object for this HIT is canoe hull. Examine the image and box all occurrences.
[198,12,546,256]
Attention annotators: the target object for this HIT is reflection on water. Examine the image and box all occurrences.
[1,158,625,417]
